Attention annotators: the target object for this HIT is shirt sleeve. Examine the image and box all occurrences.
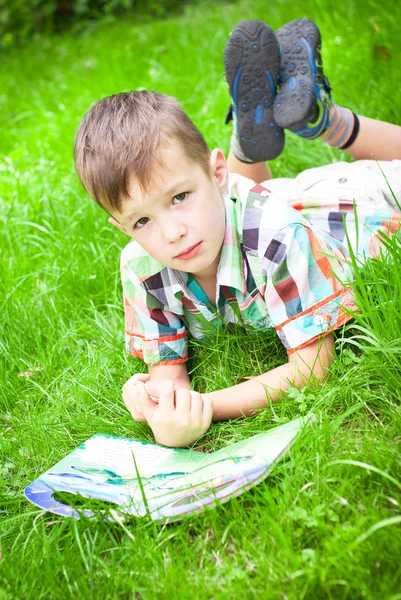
[122,264,187,366]
[263,221,357,354]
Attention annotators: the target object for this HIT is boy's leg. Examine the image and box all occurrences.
[274,18,401,161]
[341,116,401,160]
[224,18,401,185]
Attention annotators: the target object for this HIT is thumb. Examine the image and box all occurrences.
[136,381,156,421]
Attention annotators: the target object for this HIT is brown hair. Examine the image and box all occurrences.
[74,90,211,213]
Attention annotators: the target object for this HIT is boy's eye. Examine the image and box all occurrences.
[134,217,150,229]
[173,192,188,204]
[133,192,188,229]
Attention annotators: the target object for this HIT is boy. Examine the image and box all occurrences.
[74,19,401,448]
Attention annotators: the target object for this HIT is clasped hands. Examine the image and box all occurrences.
[122,373,213,448]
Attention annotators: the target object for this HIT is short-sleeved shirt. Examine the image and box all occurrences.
[121,170,400,366]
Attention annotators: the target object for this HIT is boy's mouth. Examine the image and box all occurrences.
[175,242,202,260]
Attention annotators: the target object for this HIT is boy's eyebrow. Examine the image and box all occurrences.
[126,179,192,223]
[164,179,192,197]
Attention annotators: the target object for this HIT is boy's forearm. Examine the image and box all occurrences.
[144,337,334,422]
[207,361,300,420]
[208,336,334,420]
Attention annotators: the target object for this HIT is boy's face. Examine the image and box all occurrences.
[112,141,228,282]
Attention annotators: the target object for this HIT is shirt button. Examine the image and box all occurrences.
[338,177,347,183]
[133,341,142,351]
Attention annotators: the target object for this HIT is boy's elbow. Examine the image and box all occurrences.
[289,333,335,382]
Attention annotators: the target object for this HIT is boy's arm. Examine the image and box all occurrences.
[208,334,335,420]
[127,336,333,445]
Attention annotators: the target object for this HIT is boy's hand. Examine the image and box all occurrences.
[135,380,213,448]
[123,373,155,422]
[122,375,185,422]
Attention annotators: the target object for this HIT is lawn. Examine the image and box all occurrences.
[1,0,401,598]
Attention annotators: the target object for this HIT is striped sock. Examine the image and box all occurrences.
[321,104,360,149]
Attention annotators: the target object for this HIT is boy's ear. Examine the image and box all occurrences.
[209,148,229,194]
[108,217,130,236]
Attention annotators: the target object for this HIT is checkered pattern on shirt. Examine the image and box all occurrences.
[121,173,400,365]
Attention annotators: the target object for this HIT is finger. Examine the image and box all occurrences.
[122,387,131,411]
[123,374,144,397]
[158,380,175,415]
[136,381,156,422]
[127,373,150,386]
[201,394,213,429]
[133,373,151,383]
[189,391,203,422]
[122,387,145,422]
[175,388,191,415]
[122,386,137,413]
[123,375,151,409]
[144,380,161,400]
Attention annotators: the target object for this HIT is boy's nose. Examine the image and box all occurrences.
[162,220,187,243]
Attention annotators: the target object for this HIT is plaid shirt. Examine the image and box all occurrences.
[121,173,400,365]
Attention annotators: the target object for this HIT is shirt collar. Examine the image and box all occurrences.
[215,192,246,295]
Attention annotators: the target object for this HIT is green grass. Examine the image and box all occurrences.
[1,0,401,597]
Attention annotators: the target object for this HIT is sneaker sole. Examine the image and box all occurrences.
[274,18,321,130]
[224,20,284,162]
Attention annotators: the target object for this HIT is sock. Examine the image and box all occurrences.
[230,133,255,163]
[226,106,256,163]
[321,104,360,149]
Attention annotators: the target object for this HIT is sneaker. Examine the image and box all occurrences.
[224,20,284,162]
[273,18,332,138]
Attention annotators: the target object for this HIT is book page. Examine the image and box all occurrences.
[86,437,175,475]
[45,435,205,479]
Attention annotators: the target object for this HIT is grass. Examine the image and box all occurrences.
[1,0,401,597]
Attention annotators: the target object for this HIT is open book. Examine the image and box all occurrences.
[25,415,314,522]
